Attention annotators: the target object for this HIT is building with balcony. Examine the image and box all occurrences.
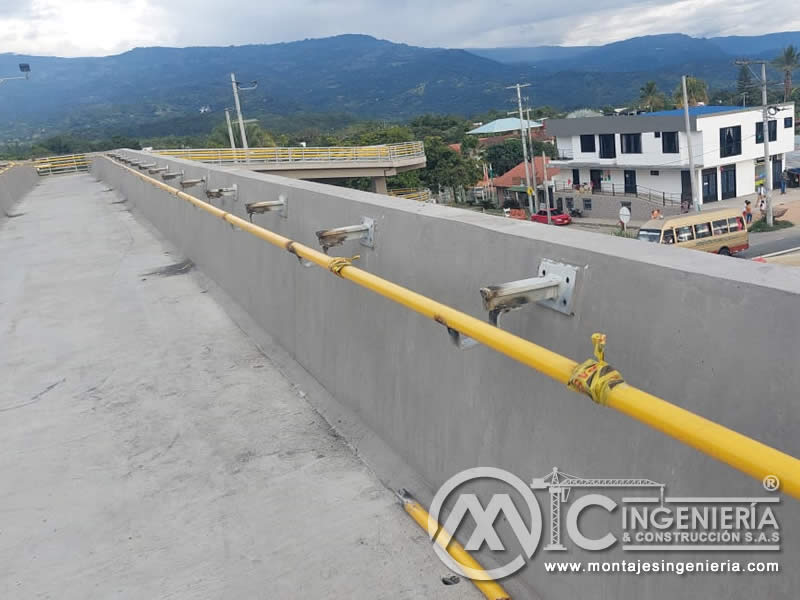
[547,105,796,219]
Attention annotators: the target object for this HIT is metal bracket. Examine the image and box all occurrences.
[180,176,206,190]
[446,327,480,350]
[315,217,375,254]
[148,166,168,174]
[478,260,578,327]
[245,193,288,220]
[206,184,238,200]
[535,259,579,315]
[162,169,184,181]
[445,259,578,350]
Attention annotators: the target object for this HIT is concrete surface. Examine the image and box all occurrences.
[0,174,480,600]
[0,164,37,218]
[95,151,800,599]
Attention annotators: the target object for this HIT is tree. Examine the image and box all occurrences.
[206,121,275,148]
[484,138,557,177]
[638,81,664,111]
[772,45,799,102]
[418,136,482,191]
[484,138,524,176]
[673,77,709,107]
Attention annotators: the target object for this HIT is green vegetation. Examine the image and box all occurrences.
[772,45,799,102]
[749,219,794,233]
[484,138,557,177]
[638,81,665,112]
[673,76,709,107]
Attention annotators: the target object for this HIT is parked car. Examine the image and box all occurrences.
[531,209,572,226]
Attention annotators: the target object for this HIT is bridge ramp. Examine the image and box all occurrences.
[0,174,477,599]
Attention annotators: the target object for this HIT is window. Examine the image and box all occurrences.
[676,226,694,243]
[712,219,729,235]
[621,133,642,154]
[583,198,592,210]
[694,223,712,239]
[662,131,679,154]
[654,131,661,138]
[719,126,741,158]
[566,197,574,210]
[728,217,743,231]
[662,229,675,245]
[785,117,794,129]
[756,121,777,143]
[598,134,616,158]
[579,135,596,153]
[650,170,660,176]
[637,229,661,243]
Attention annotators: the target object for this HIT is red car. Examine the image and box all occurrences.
[531,209,572,226]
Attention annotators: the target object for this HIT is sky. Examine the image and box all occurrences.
[1,0,799,57]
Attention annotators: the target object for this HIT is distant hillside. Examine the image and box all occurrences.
[466,46,591,64]
[467,31,800,69]
[1,31,797,141]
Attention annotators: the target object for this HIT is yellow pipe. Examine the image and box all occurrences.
[401,492,510,599]
[104,155,800,501]
[606,384,800,499]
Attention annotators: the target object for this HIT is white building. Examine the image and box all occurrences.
[547,105,795,216]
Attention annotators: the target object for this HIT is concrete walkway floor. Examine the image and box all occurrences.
[0,174,478,599]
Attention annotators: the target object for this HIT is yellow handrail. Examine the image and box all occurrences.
[153,142,425,164]
[400,490,510,599]
[105,154,800,501]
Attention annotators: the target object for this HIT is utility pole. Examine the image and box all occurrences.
[761,62,774,226]
[735,60,774,225]
[224,109,236,151]
[230,73,248,156]
[507,83,534,214]
[230,73,258,162]
[681,76,701,212]
[541,151,553,224]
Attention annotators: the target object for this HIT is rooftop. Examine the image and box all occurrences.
[641,105,746,117]
[467,117,542,135]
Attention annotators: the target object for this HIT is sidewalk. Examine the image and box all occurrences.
[0,174,478,600]
[572,188,800,232]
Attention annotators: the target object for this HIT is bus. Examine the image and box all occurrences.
[637,208,748,256]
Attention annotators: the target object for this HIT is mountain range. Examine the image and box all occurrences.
[1,31,799,141]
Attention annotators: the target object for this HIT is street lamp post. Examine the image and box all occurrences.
[0,63,31,86]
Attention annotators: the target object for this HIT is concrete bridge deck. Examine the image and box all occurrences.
[0,174,477,599]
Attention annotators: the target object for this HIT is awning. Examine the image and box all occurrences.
[467,118,542,135]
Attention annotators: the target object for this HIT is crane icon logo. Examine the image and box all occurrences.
[531,467,664,551]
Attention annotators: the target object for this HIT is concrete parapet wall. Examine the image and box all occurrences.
[0,164,38,219]
[94,151,800,600]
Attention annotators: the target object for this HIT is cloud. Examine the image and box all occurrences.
[0,0,798,57]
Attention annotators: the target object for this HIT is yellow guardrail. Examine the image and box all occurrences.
[33,154,90,176]
[154,142,426,165]
[105,153,800,504]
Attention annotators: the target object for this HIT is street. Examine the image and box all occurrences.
[740,227,800,258]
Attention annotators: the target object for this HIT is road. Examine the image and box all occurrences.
[739,226,800,258]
